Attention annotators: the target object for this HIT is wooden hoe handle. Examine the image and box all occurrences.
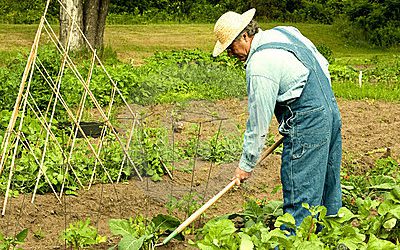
[158,136,284,246]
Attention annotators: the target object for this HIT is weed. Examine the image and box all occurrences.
[33,228,45,240]
[166,192,203,218]
[109,214,182,249]
[0,229,28,250]
[61,218,106,249]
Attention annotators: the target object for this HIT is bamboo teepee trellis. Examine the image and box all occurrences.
[0,0,143,216]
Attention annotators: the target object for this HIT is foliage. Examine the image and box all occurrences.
[192,156,400,249]
[316,44,334,64]
[130,126,173,181]
[0,0,59,24]
[109,214,182,250]
[0,0,337,27]
[61,219,106,249]
[0,120,127,195]
[166,192,203,218]
[194,199,400,249]
[342,0,400,47]
[176,130,243,164]
[0,47,244,114]
[341,156,400,208]
[331,55,400,101]
[190,218,239,249]
[0,229,28,250]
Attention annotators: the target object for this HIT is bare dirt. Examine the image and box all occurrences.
[1,98,399,249]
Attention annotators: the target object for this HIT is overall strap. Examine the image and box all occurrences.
[273,27,308,50]
[247,27,317,69]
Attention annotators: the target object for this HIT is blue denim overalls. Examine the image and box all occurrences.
[248,27,343,227]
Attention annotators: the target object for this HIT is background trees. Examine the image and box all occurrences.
[0,0,399,47]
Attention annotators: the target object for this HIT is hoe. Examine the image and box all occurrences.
[155,136,284,247]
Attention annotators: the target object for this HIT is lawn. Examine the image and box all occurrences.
[1,22,399,64]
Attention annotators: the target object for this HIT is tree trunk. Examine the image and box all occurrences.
[59,0,109,51]
[60,0,84,50]
[84,0,110,50]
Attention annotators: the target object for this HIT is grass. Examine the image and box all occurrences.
[0,22,399,101]
[2,22,399,63]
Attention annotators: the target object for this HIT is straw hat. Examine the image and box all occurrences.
[212,8,256,57]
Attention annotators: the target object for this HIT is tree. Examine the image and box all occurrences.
[59,0,110,51]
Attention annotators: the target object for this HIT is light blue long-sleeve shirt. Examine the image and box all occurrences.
[238,26,330,172]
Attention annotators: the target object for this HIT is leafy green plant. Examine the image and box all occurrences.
[0,229,28,250]
[61,218,106,249]
[341,156,399,209]
[190,218,239,250]
[175,131,242,164]
[193,190,400,249]
[109,214,181,250]
[316,44,334,64]
[201,133,242,164]
[166,192,203,218]
[131,126,173,181]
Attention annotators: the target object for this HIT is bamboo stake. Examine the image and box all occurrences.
[0,10,48,176]
[34,59,115,187]
[36,60,117,185]
[65,50,96,191]
[42,18,142,181]
[32,18,74,204]
[160,158,173,180]
[2,132,23,216]
[88,84,117,189]
[26,90,83,189]
[116,118,137,183]
[2,58,35,216]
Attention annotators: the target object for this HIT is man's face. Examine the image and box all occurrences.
[226,33,250,62]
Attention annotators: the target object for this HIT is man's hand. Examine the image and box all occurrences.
[233,167,252,185]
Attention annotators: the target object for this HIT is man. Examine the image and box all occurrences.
[212,8,342,227]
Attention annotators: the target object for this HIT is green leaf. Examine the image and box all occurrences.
[15,228,28,242]
[366,234,396,250]
[338,239,364,250]
[335,207,356,223]
[119,235,146,250]
[262,200,283,216]
[274,213,296,230]
[378,200,400,218]
[197,242,216,250]
[296,240,324,249]
[239,233,254,250]
[369,183,395,190]
[151,173,162,182]
[390,206,400,219]
[390,186,400,202]
[109,219,134,237]
[383,218,397,229]
[151,214,183,240]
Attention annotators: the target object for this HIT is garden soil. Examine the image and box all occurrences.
[0,98,399,249]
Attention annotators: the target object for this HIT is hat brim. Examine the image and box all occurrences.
[212,8,256,57]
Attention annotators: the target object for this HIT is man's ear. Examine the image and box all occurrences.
[243,32,248,42]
